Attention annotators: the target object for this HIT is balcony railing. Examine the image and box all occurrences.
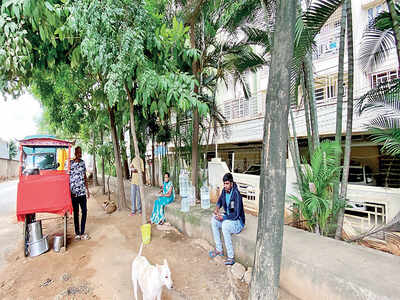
[220,91,265,122]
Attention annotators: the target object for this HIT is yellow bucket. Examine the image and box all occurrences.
[141,224,151,245]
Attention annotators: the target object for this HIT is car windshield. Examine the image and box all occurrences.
[348,167,364,182]
[24,153,57,170]
[244,165,261,175]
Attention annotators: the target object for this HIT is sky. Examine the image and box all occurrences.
[0,93,43,142]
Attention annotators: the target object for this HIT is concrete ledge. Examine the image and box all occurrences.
[166,201,400,300]
[165,202,256,267]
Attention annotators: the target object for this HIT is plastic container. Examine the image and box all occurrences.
[141,224,151,245]
[179,170,188,197]
[201,183,210,209]
[180,195,190,212]
[188,184,195,206]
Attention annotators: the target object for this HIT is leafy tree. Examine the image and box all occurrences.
[69,0,203,222]
[0,0,71,96]
[8,140,17,160]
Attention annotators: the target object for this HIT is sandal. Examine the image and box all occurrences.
[74,235,81,240]
[224,258,235,265]
[209,249,224,258]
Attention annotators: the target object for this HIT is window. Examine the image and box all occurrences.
[327,84,336,99]
[315,88,324,102]
[371,70,400,88]
[376,4,382,14]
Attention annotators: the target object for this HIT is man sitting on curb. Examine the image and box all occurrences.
[209,172,245,265]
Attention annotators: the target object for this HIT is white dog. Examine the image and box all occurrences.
[132,243,173,300]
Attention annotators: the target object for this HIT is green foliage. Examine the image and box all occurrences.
[161,155,169,178]
[359,3,400,72]
[289,140,343,235]
[8,140,17,159]
[370,128,400,156]
[0,0,70,95]
[98,141,115,176]
[69,0,202,120]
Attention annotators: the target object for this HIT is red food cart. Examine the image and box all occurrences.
[17,136,74,256]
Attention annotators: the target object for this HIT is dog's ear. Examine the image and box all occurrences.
[163,259,168,266]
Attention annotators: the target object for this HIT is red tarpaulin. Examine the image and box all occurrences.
[16,137,74,222]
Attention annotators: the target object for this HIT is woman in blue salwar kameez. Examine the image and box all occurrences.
[150,172,174,224]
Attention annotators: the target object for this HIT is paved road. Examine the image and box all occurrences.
[0,180,20,270]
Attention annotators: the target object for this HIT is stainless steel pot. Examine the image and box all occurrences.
[28,235,49,257]
[28,220,43,243]
[53,235,63,252]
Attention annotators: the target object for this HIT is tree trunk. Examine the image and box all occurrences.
[333,1,347,214]
[119,127,130,180]
[100,127,106,195]
[108,105,127,209]
[249,1,296,299]
[304,55,320,152]
[336,0,354,240]
[129,125,135,162]
[289,108,303,187]
[387,0,400,68]
[92,131,99,186]
[302,75,314,158]
[126,85,147,225]
[152,135,155,186]
[190,22,200,201]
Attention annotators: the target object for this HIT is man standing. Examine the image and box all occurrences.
[209,173,245,265]
[130,155,144,216]
[70,146,90,240]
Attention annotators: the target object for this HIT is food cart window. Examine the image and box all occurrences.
[25,153,57,170]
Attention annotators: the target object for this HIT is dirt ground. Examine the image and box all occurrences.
[0,185,300,300]
[0,186,254,300]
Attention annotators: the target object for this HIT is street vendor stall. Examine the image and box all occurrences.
[17,135,73,256]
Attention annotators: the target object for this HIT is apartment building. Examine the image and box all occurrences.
[212,0,398,179]
[206,0,400,223]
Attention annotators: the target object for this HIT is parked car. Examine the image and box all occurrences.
[243,165,261,176]
[347,165,375,186]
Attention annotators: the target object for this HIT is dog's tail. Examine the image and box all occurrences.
[138,242,143,257]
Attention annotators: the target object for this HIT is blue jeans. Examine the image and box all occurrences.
[211,217,243,259]
[131,184,141,213]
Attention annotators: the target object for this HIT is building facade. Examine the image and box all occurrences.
[204,0,400,226]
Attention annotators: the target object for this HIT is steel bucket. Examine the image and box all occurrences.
[28,235,49,257]
[28,220,43,243]
[53,235,63,252]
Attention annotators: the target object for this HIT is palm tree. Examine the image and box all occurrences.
[173,0,267,197]
[387,0,400,65]
[332,1,347,222]
[357,78,400,155]
[359,2,400,72]
[289,140,342,235]
[335,0,355,240]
